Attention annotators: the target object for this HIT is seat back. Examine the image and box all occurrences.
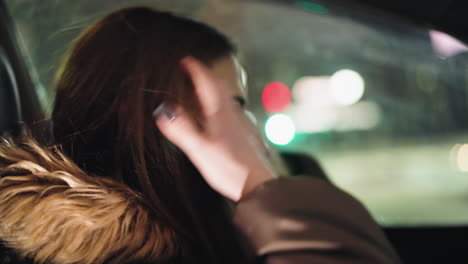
[0,47,22,137]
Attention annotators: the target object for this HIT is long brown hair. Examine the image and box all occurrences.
[51,6,249,263]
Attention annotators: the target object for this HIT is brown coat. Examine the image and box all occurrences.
[234,177,402,264]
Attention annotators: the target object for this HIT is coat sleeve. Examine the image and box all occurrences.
[233,177,402,264]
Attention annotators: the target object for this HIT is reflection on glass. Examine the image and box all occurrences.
[429,30,468,58]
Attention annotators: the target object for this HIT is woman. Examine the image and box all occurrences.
[50,6,262,263]
[0,6,401,264]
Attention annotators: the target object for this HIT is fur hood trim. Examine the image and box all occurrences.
[0,137,177,264]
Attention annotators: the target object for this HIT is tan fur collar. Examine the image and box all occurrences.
[0,137,177,264]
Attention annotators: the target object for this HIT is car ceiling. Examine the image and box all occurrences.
[350,0,468,42]
[273,0,468,44]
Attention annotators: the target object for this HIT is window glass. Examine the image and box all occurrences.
[5,0,468,226]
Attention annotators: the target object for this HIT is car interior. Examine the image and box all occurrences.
[1,0,468,262]
[0,47,21,137]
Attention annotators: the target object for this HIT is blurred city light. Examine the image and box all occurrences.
[290,101,380,133]
[429,30,468,58]
[456,144,468,172]
[330,69,365,105]
[265,114,296,145]
[289,74,376,133]
[334,101,381,131]
[262,82,292,113]
[292,76,334,106]
[289,104,337,133]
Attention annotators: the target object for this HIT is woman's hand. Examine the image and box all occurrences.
[154,56,276,202]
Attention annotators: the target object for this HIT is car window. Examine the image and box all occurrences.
[5,0,468,226]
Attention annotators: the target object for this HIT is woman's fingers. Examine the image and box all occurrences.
[153,103,201,151]
[180,56,224,116]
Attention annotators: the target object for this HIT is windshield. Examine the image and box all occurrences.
[5,0,468,227]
